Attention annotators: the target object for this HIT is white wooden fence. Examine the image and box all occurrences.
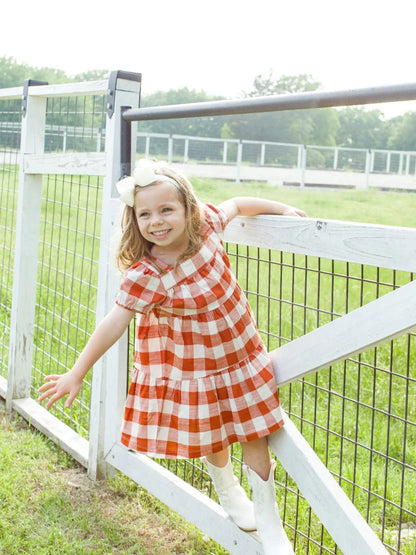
[1,73,416,554]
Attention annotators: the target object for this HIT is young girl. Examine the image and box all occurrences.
[38,159,306,555]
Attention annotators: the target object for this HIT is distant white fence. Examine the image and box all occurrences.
[1,73,415,554]
[137,133,416,190]
[2,114,416,190]
[137,132,416,172]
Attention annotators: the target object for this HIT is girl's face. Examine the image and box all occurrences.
[134,181,188,256]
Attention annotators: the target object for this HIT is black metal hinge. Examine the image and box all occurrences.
[106,70,141,118]
[22,79,48,117]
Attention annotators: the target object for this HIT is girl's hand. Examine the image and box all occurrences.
[282,206,307,218]
[38,372,83,410]
[37,305,134,411]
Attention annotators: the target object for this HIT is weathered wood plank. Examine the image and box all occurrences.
[88,75,141,481]
[271,279,416,387]
[224,215,416,272]
[6,93,45,407]
[268,412,388,554]
[24,152,106,176]
[12,397,89,467]
[0,376,7,399]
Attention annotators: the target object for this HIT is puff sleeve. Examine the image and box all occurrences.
[116,263,166,314]
[203,203,229,234]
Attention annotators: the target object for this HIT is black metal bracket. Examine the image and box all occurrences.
[22,79,48,117]
[106,70,141,119]
[120,106,132,179]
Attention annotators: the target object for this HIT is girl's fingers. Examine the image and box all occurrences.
[44,374,61,382]
[38,382,59,395]
[46,393,62,411]
[38,387,57,403]
[38,377,62,404]
[37,373,79,410]
[38,390,53,403]
[38,383,53,393]
[38,376,59,392]
[39,387,66,409]
[65,392,77,408]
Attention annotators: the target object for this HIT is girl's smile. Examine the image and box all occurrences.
[134,181,189,259]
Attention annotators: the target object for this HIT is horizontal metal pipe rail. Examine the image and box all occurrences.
[123,82,416,121]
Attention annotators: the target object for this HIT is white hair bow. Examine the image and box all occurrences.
[116,159,176,207]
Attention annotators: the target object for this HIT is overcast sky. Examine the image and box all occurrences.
[3,0,416,117]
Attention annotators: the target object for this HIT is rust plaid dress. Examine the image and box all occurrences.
[116,203,283,458]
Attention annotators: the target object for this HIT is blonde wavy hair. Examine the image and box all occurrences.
[116,164,203,272]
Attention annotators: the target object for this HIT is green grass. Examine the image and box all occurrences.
[0,400,227,555]
[1,169,415,554]
[192,178,416,227]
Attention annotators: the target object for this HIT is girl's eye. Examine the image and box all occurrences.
[138,211,149,218]
[162,207,173,213]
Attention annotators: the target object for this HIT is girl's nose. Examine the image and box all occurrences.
[150,213,163,225]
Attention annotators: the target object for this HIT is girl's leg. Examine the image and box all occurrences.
[205,447,229,467]
[242,435,294,555]
[240,436,271,480]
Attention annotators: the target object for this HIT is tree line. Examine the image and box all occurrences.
[1,57,416,152]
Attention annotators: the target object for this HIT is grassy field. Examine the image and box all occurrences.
[1,172,415,554]
[191,178,416,227]
[0,399,227,555]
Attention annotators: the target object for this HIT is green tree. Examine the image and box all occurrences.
[247,72,321,96]
[387,112,416,150]
[0,57,108,88]
[0,57,31,87]
[0,56,70,87]
[336,107,386,148]
[226,72,339,147]
[73,69,109,81]
[140,87,226,137]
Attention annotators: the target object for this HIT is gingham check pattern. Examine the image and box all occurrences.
[116,204,283,458]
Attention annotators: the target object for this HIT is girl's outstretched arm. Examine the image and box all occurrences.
[38,304,134,410]
[219,196,307,222]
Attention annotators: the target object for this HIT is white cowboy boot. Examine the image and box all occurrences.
[203,456,257,531]
[244,460,294,554]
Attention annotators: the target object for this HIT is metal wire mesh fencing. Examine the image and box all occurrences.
[28,94,107,437]
[31,173,103,437]
[44,94,107,153]
[0,97,21,380]
[154,247,415,554]
[229,248,415,554]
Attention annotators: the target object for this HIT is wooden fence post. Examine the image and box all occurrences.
[87,71,141,481]
[6,80,47,409]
